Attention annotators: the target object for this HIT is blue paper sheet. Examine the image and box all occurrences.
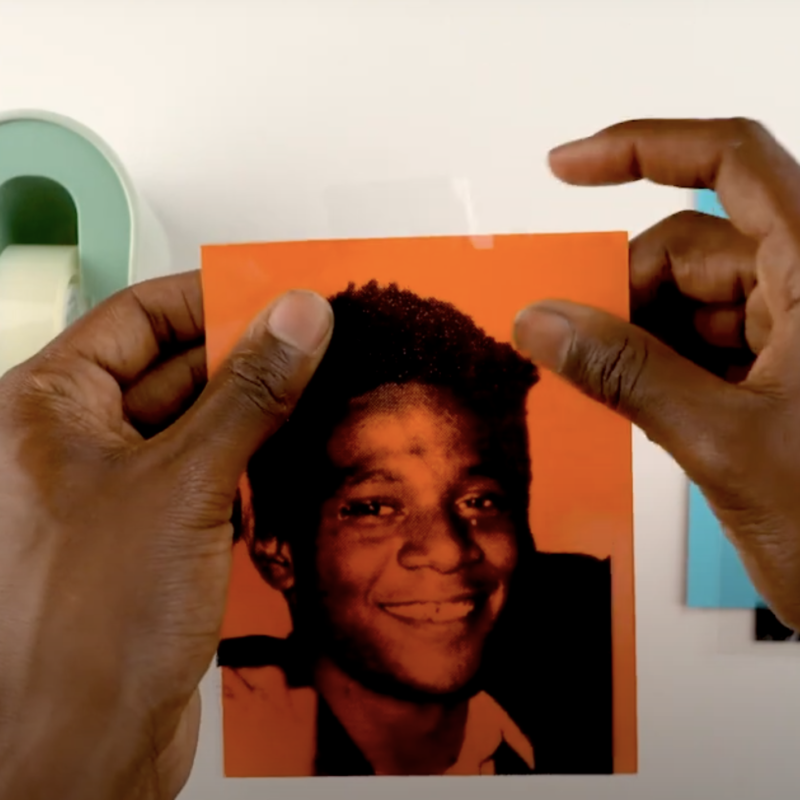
[684,189,763,608]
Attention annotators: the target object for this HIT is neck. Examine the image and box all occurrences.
[314,656,469,775]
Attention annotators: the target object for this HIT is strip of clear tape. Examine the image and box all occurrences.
[323,176,493,248]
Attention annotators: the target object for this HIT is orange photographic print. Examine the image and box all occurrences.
[201,233,636,778]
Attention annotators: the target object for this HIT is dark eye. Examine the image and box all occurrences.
[338,500,396,520]
[456,493,508,518]
[466,496,496,510]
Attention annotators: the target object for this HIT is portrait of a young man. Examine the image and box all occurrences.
[217,281,615,776]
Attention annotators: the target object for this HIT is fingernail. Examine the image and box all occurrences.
[513,305,574,371]
[263,290,333,355]
[548,139,579,157]
[548,136,596,160]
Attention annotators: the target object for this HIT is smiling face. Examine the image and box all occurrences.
[313,383,519,696]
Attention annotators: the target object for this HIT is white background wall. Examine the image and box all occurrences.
[2,1,799,798]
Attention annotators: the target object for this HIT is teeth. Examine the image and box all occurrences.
[384,600,475,623]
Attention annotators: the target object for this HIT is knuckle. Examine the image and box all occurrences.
[724,116,768,148]
[670,208,703,228]
[224,345,296,421]
[668,240,699,282]
[189,350,208,384]
[643,210,704,265]
[0,364,57,422]
[656,210,702,256]
[575,335,650,415]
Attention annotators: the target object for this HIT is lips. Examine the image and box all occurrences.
[380,596,481,624]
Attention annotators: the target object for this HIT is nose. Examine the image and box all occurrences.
[397,509,483,573]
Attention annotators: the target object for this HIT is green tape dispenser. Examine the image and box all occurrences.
[0,110,170,376]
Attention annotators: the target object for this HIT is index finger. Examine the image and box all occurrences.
[52,270,205,385]
[548,118,800,241]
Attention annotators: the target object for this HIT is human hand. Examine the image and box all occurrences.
[514,118,800,629]
[0,272,332,799]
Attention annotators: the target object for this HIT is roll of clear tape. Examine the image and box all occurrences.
[0,245,86,377]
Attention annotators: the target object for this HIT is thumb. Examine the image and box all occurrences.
[163,289,333,487]
[513,299,744,481]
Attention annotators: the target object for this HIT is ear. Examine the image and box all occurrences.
[249,535,296,593]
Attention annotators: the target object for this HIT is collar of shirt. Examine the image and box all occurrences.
[314,684,533,776]
[445,691,535,775]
